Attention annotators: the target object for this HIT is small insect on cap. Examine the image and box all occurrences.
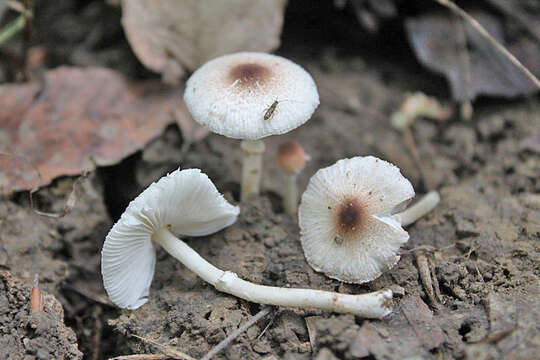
[299,156,415,284]
[184,52,319,140]
[276,140,308,174]
[101,169,239,309]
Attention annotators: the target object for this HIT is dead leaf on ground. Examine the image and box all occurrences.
[0,66,182,192]
[405,11,539,101]
[485,0,540,42]
[121,0,288,84]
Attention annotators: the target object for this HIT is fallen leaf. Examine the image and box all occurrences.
[485,0,540,42]
[0,67,181,192]
[405,11,539,101]
[121,0,288,84]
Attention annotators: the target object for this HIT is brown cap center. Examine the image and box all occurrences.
[229,63,270,87]
[336,198,365,237]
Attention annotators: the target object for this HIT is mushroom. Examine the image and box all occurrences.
[101,168,240,310]
[184,52,319,201]
[298,156,440,283]
[102,168,393,317]
[276,140,309,214]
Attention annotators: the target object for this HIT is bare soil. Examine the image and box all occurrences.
[0,1,538,359]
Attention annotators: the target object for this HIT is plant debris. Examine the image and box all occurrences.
[0,270,83,359]
[405,10,539,101]
[0,67,183,192]
[121,0,288,84]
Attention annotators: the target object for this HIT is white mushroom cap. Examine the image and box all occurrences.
[298,156,415,283]
[101,169,239,309]
[184,52,319,140]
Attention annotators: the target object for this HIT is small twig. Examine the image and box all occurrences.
[403,127,431,190]
[454,15,473,120]
[0,150,90,218]
[109,355,181,360]
[434,0,540,89]
[0,15,25,47]
[130,334,195,360]
[473,327,515,344]
[30,274,43,313]
[91,306,103,360]
[428,256,443,303]
[399,244,455,255]
[400,305,421,340]
[31,170,90,218]
[416,252,438,305]
[256,309,278,341]
[201,306,273,360]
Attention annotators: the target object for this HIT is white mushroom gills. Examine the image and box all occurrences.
[101,168,393,317]
[184,52,319,201]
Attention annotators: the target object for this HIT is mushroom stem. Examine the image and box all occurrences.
[283,173,299,214]
[153,228,393,318]
[240,139,265,201]
[396,191,441,227]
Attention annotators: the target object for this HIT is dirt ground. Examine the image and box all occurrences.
[0,1,539,359]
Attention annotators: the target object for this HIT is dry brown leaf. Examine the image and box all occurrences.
[405,11,539,101]
[0,67,181,192]
[485,0,540,42]
[121,0,288,84]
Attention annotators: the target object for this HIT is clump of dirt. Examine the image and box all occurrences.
[0,270,82,359]
[105,56,538,359]
[0,6,538,357]
[0,174,122,357]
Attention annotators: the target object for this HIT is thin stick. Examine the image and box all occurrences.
[110,355,182,360]
[30,274,42,313]
[91,306,103,360]
[0,15,25,46]
[403,128,430,190]
[130,334,195,360]
[201,306,273,360]
[454,15,473,120]
[31,170,90,218]
[434,0,540,89]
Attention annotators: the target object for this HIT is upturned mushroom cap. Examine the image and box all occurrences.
[101,169,239,309]
[184,52,319,140]
[298,156,415,283]
[276,140,308,174]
